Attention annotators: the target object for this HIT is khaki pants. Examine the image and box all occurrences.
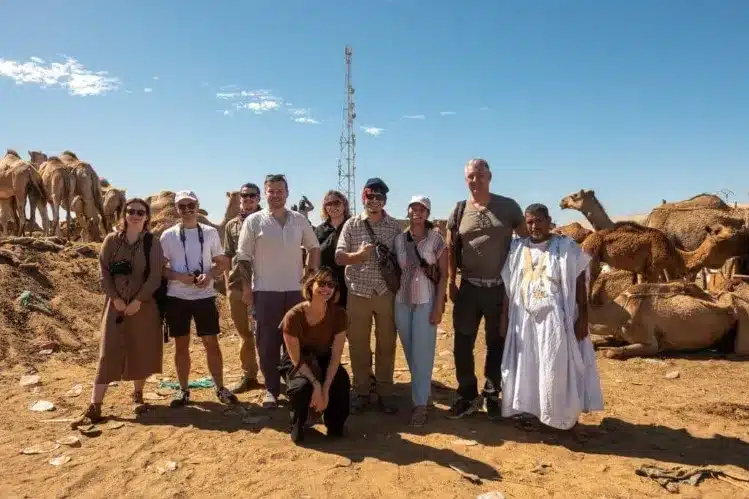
[347,292,396,396]
[228,288,258,379]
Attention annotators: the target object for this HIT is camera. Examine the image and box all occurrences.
[110,260,133,276]
[191,269,202,284]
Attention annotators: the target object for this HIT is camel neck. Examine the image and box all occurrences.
[582,197,614,230]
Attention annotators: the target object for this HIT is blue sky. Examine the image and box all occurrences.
[2,0,748,225]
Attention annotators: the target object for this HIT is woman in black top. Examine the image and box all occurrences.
[314,190,351,307]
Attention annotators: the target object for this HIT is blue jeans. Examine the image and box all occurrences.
[395,300,437,407]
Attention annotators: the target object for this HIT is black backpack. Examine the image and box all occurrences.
[143,233,170,343]
[449,200,467,269]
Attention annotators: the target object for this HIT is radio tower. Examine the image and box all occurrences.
[337,46,357,214]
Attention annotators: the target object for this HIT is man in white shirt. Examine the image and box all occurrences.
[161,190,237,407]
[235,174,321,408]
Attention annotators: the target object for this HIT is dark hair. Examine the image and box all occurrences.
[241,182,260,193]
[302,266,339,303]
[264,174,288,190]
[525,203,550,219]
[117,198,151,233]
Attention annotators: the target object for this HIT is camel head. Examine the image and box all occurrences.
[560,189,594,210]
[100,178,111,189]
[5,149,21,159]
[224,191,241,221]
[28,151,48,166]
[704,224,740,244]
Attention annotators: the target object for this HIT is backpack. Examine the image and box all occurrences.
[363,219,401,294]
[448,200,467,269]
[143,233,170,343]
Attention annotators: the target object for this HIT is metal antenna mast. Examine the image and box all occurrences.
[337,46,356,214]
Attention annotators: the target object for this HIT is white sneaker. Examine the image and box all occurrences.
[262,391,278,409]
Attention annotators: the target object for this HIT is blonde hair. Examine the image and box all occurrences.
[320,190,351,221]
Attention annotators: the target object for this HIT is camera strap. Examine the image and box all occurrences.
[179,223,204,274]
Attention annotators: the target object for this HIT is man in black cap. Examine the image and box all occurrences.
[335,177,402,414]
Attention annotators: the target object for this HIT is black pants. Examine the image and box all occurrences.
[280,350,351,435]
[452,280,505,401]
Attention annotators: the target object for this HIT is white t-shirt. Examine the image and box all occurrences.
[160,223,224,300]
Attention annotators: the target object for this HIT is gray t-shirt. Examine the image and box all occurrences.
[447,194,524,281]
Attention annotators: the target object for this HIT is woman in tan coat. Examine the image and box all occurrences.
[79,198,164,423]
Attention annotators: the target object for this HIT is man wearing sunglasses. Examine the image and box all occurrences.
[160,190,237,407]
[223,183,263,394]
[335,177,402,415]
[235,174,321,409]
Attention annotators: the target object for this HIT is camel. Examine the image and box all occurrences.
[0,150,49,236]
[559,189,616,230]
[552,222,592,244]
[219,191,241,238]
[100,178,127,233]
[0,198,13,236]
[645,193,747,251]
[34,155,75,238]
[595,281,749,359]
[58,150,107,241]
[581,222,741,285]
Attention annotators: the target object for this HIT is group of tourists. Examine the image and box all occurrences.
[81,157,603,444]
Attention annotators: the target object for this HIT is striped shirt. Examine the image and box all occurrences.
[393,229,446,305]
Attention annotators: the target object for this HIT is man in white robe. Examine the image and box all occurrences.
[500,203,603,430]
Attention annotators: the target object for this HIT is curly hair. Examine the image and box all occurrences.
[320,190,351,221]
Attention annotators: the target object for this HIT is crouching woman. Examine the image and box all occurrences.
[279,267,351,444]
[77,198,164,425]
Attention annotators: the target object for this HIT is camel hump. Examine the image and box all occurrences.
[6,149,21,158]
[100,178,111,188]
[61,150,79,159]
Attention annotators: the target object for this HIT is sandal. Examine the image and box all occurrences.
[132,391,148,415]
[409,405,428,427]
[513,415,541,432]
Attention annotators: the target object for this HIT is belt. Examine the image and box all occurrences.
[464,277,503,288]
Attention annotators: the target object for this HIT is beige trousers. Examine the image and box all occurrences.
[347,292,396,396]
[228,288,259,378]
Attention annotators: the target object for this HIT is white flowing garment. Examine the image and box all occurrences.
[500,235,604,430]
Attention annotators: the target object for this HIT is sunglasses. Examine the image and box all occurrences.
[240,192,259,199]
[126,208,147,216]
[365,193,385,201]
[317,279,337,289]
[177,202,196,211]
[324,199,342,207]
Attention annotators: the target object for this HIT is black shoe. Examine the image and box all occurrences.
[486,396,501,421]
[350,394,370,415]
[291,421,305,444]
[447,396,482,419]
[378,395,399,414]
[327,426,344,438]
[169,389,190,408]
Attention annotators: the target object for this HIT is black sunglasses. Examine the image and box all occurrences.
[317,279,337,289]
[324,199,343,207]
[177,202,196,211]
[365,193,385,201]
[126,208,147,216]
[240,192,259,199]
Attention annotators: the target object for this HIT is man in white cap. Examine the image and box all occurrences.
[160,190,238,407]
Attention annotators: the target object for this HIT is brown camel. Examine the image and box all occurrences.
[59,150,107,241]
[219,190,241,237]
[596,281,749,359]
[645,193,747,251]
[0,150,49,236]
[100,178,127,233]
[581,222,740,284]
[552,222,592,244]
[559,189,616,230]
[36,156,75,238]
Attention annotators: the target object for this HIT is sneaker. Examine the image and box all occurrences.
[485,395,501,421]
[409,405,428,427]
[378,395,399,414]
[229,375,262,394]
[216,386,239,405]
[261,391,278,409]
[350,394,370,415]
[132,391,148,415]
[169,389,190,408]
[447,396,482,419]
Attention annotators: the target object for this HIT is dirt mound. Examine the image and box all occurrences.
[0,237,103,367]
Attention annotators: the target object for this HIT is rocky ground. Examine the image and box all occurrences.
[0,238,748,498]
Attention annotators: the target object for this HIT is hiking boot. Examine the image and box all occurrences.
[132,391,148,415]
[169,389,190,408]
[229,375,262,394]
[216,386,239,405]
[485,395,501,421]
[350,394,370,415]
[409,405,428,427]
[261,391,278,409]
[447,396,483,419]
[71,403,103,428]
[378,395,399,414]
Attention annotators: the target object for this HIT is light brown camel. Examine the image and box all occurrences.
[595,281,749,359]
[0,150,49,236]
[35,156,75,237]
[581,222,740,285]
[552,222,592,244]
[59,150,107,241]
[220,190,241,237]
[559,189,616,230]
[99,178,127,233]
[0,198,13,236]
[645,193,747,251]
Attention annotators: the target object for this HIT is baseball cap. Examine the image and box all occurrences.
[175,190,199,204]
[408,195,431,212]
[363,177,389,194]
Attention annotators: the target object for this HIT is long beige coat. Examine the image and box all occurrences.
[95,232,164,384]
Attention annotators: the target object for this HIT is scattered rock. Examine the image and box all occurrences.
[143,392,165,401]
[77,425,102,437]
[477,493,506,499]
[19,374,41,387]
[65,384,83,397]
[665,371,680,380]
[156,461,178,474]
[600,465,610,473]
[29,400,55,412]
[106,421,125,430]
[38,349,54,355]
[56,436,81,447]
[531,463,551,475]
[20,441,60,455]
[49,454,71,466]
[643,358,668,366]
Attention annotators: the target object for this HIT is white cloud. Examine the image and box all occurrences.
[361,126,384,136]
[245,100,280,113]
[125,89,133,94]
[403,114,425,120]
[144,87,153,93]
[440,111,456,116]
[293,117,320,124]
[216,88,319,122]
[0,56,120,96]
[289,108,320,124]
[152,76,159,80]
[479,106,489,111]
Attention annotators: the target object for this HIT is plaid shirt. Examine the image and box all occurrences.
[336,212,402,298]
